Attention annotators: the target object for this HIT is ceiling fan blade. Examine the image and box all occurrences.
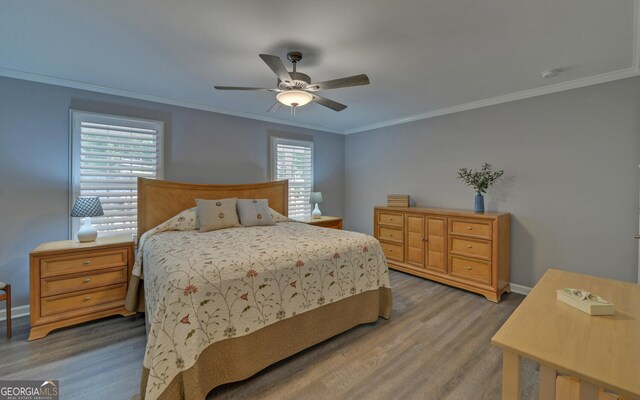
[311,94,347,112]
[267,102,283,113]
[259,54,293,84]
[214,86,276,91]
[307,74,370,91]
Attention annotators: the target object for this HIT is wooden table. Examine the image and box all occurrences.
[492,269,640,400]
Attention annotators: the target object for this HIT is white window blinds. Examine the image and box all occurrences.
[70,111,163,238]
[271,137,314,219]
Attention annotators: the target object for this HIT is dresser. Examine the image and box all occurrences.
[29,235,136,340]
[374,207,510,302]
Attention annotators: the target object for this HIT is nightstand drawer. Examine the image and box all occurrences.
[41,266,128,297]
[40,249,128,278]
[40,284,127,317]
[311,219,342,229]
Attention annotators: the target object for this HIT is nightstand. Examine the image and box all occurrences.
[298,216,343,230]
[29,235,136,341]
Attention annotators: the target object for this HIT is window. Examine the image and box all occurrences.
[270,137,314,219]
[70,111,163,238]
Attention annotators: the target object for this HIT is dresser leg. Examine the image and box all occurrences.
[484,292,500,303]
[119,310,137,317]
[28,325,55,341]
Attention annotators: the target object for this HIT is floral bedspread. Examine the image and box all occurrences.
[137,219,390,400]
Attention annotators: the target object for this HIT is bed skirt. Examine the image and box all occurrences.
[135,287,392,400]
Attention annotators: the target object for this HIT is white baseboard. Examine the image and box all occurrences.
[509,283,532,296]
[0,304,30,321]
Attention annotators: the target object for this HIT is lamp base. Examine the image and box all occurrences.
[312,203,322,219]
[77,217,98,242]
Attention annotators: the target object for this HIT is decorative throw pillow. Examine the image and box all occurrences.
[269,207,295,223]
[196,198,241,232]
[237,199,275,227]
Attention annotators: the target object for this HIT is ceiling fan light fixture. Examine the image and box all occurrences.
[276,90,313,107]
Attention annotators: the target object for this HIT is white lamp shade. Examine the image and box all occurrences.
[276,90,313,107]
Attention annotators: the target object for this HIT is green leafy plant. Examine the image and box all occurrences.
[457,163,504,193]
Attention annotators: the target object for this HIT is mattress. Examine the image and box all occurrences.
[126,217,391,400]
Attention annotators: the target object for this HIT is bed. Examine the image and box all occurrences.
[125,178,392,400]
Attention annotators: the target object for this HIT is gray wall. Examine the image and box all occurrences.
[2,74,639,309]
[345,76,640,287]
[0,76,345,308]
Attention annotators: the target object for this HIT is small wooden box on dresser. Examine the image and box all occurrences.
[374,207,510,302]
[29,235,136,341]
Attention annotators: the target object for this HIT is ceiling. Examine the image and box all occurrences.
[1,0,638,134]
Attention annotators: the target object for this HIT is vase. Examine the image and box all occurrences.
[474,192,485,213]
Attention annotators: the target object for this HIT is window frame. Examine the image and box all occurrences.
[270,136,314,219]
[69,110,164,239]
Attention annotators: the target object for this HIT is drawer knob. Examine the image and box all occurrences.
[466,245,472,248]
[83,278,91,283]
[82,260,91,266]
[388,249,393,252]
[466,227,473,230]
[466,266,472,270]
[83,296,91,301]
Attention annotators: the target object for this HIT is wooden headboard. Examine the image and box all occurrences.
[137,178,288,237]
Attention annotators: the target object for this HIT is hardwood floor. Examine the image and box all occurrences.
[0,270,539,400]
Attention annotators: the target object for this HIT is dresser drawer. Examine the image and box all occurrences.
[378,226,403,243]
[40,284,127,317]
[450,237,491,260]
[378,212,404,228]
[450,219,492,239]
[449,256,491,285]
[40,249,128,278]
[41,266,128,297]
[380,241,404,262]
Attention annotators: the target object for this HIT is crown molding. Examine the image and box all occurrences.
[0,67,343,135]
[344,66,640,134]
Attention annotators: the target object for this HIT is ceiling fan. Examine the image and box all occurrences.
[214,51,370,113]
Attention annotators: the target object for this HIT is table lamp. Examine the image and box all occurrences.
[71,196,104,242]
[309,192,324,219]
